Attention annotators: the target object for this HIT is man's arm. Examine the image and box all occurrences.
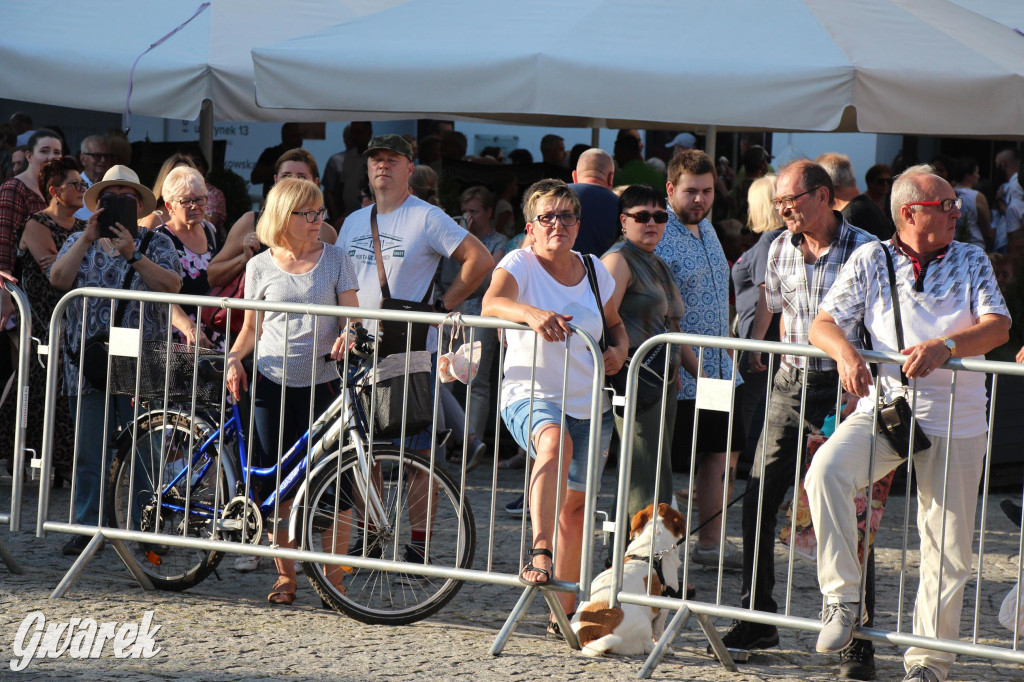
[808,309,872,397]
[250,148,277,187]
[438,234,491,310]
[900,313,1010,379]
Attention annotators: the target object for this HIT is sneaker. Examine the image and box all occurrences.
[839,638,876,680]
[691,539,742,570]
[902,664,940,682]
[714,619,779,653]
[62,535,103,556]
[234,555,260,572]
[816,602,863,653]
[395,544,429,585]
[465,439,487,472]
[505,494,526,517]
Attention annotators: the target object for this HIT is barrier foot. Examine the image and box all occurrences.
[109,537,156,591]
[0,536,24,574]
[490,586,540,655]
[695,612,737,672]
[541,589,581,651]
[638,604,692,679]
[50,532,105,598]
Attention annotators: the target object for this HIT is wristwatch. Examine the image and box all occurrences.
[434,299,449,314]
[940,336,956,358]
[127,250,142,265]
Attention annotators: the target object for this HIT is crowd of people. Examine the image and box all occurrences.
[1,112,1021,682]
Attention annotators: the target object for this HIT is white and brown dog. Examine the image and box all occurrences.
[571,503,687,656]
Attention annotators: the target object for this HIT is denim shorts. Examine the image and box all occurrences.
[501,399,613,492]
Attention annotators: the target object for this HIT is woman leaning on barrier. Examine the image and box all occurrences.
[482,178,627,637]
[600,185,698,521]
[224,178,360,606]
[48,165,182,557]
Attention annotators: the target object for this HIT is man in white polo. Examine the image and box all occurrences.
[806,165,1010,682]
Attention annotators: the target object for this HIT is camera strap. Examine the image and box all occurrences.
[881,243,908,389]
[110,230,155,329]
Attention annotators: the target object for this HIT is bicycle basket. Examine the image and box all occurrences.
[357,351,433,439]
[107,341,223,403]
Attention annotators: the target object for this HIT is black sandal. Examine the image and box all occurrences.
[546,612,575,640]
[519,547,553,587]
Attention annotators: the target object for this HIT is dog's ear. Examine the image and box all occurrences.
[630,504,655,539]
[658,503,687,538]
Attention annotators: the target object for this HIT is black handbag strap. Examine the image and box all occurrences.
[369,205,431,304]
[881,243,909,387]
[111,230,155,328]
[581,254,608,351]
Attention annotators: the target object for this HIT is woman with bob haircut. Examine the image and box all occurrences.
[224,177,359,605]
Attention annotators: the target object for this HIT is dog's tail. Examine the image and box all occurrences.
[573,603,625,657]
[580,633,624,657]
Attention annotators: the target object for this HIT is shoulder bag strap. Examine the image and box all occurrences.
[369,205,393,300]
[582,254,608,351]
[881,242,909,387]
[112,230,155,329]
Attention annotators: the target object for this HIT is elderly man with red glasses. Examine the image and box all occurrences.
[806,165,1010,682]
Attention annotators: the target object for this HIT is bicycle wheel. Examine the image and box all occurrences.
[300,449,475,625]
[105,409,231,591]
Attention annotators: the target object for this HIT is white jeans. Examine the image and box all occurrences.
[804,412,985,680]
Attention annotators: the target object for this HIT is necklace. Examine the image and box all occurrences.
[538,254,578,287]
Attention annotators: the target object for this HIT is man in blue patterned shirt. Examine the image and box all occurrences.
[720,160,877,677]
[654,149,743,571]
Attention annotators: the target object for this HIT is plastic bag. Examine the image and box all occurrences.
[436,312,481,384]
[999,583,1024,636]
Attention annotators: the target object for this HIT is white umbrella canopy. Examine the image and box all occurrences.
[1,0,409,123]
[252,0,1024,135]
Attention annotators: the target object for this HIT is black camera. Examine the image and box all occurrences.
[98,195,138,240]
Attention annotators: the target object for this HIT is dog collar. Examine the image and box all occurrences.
[623,554,683,600]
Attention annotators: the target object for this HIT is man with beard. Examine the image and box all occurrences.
[654,149,743,572]
[718,160,878,680]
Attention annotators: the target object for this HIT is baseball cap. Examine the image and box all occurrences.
[667,132,697,149]
[363,134,414,161]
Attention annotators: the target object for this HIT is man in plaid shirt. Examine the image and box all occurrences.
[720,160,877,678]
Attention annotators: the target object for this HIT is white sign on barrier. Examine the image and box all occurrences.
[108,327,141,358]
[694,377,734,412]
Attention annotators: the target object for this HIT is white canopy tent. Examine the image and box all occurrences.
[252,0,1024,137]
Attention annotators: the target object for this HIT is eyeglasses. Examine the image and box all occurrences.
[532,212,579,228]
[904,197,962,213]
[61,181,88,191]
[292,207,328,223]
[81,152,115,161]
[175,196,208,208]
[771,187,819,211]
[622,210,669,225]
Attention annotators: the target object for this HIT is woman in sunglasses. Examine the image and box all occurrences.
[601,184,698,522]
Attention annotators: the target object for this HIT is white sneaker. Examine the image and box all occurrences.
[691,539,742,570]
[816,602,864,653]
[234,555,260,572]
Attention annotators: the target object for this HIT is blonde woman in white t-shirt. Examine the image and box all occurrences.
[483,179,627,636]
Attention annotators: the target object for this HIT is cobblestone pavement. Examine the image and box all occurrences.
[2,461,1023,681]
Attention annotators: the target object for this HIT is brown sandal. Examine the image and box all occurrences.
[267,578,297,605]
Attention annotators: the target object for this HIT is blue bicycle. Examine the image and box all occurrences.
[103,327,476,624]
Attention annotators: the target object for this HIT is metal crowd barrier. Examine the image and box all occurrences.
[36,288,607,650]
[0,283,31,572]
[608,332,1024,678]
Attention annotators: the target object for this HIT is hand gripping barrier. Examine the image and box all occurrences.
[35,288,607,647]
[608,332,1024,678]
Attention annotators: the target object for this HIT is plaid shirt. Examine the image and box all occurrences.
[765,211,876,371]
[0,177,47,273]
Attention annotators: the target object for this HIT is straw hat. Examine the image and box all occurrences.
[84,165,157,214]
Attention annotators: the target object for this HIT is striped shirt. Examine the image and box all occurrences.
[765,211,876,371]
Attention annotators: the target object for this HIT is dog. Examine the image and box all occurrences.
[570,503,687,656]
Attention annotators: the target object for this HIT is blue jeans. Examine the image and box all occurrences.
[501,399,613,492]
[69,393,133,526]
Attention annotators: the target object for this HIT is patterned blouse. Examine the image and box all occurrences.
[653,211,740,399]
[56,228,183,395]
[15,211,83,336]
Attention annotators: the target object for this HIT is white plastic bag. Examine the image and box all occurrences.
[436,312,482,384]
[998,583,1024,636]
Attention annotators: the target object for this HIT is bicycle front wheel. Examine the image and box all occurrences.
[300,449,475,625]
[105,409,230,591]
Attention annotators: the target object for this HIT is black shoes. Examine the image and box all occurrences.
[61,534,103,556]
[839,638,876,680]
[713,619,780,654]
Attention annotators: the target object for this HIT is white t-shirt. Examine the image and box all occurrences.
[498,247,614,418]
[820,241,1010,438]
[338,194,468,339]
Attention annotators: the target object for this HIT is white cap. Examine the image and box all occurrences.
[667,132,696,149]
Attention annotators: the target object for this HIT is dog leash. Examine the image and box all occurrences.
[623,533,689,600]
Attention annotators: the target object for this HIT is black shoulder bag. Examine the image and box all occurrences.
[370,205,433,358]
[581,254,668,413]
[877,245,932,455]
[77,231,155,390]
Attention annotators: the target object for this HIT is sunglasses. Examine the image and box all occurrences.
[623,210,669,224]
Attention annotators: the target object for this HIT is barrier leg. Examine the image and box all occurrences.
[638,604,692,678]
[490,586,541,655]
[50,532,105,598]
[108,537,156,591]
[0,535,23,574]
[694,612,737,672]
[542,589,581,650]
